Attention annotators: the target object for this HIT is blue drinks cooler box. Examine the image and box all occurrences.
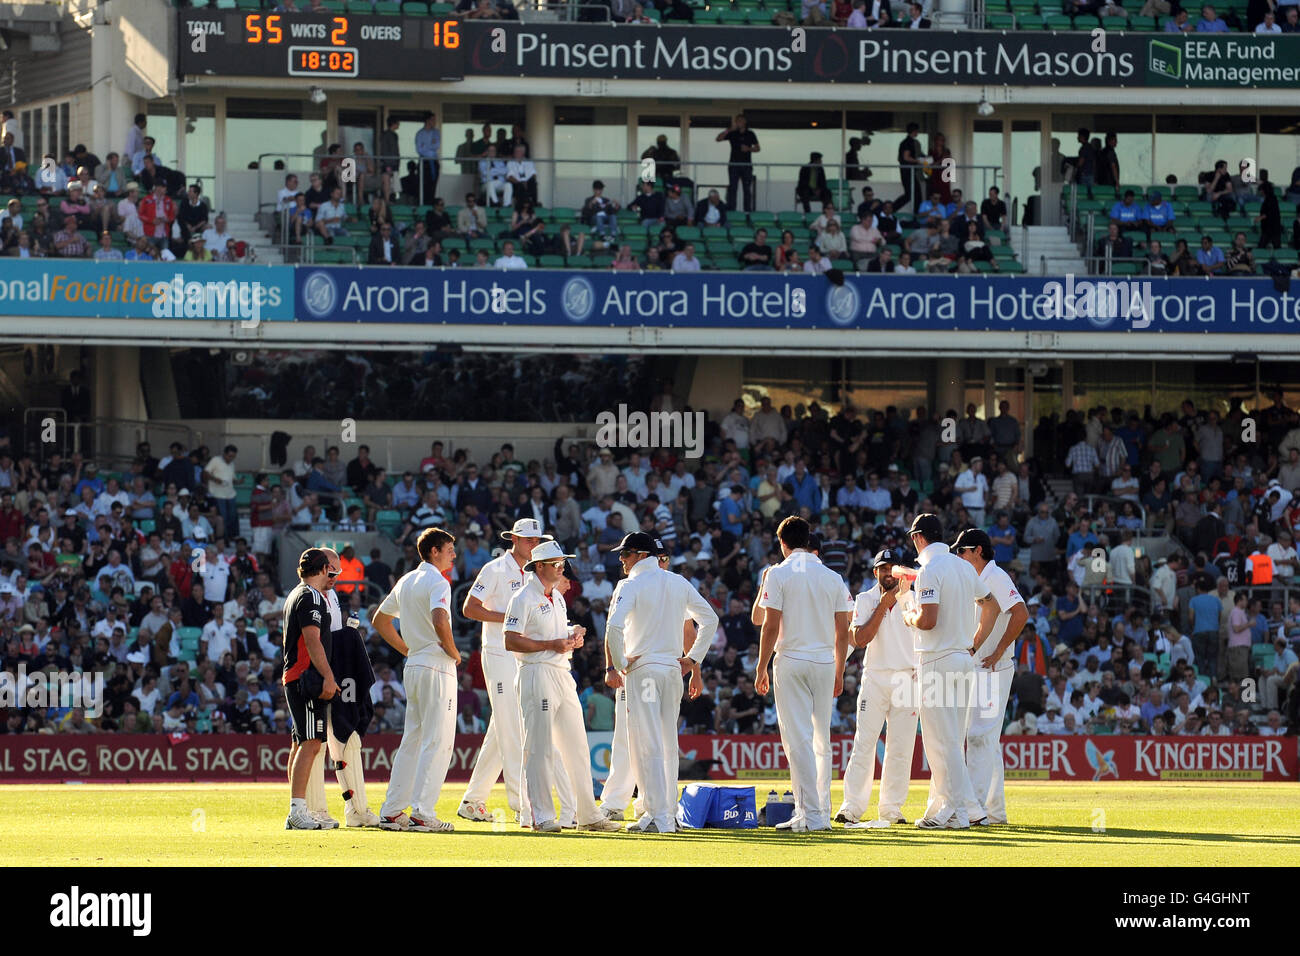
[676,784,758,829]
[764,794,795,827]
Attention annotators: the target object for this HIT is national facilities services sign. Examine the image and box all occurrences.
[1145,34,1300,87]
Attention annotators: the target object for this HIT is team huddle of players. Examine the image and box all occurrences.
[281,510,1027,833]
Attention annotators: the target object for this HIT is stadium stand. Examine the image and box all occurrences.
[3,390,1299,739]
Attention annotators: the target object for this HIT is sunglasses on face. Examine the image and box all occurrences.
[327,570,340,578]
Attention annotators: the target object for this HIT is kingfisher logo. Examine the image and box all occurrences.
[301,271,338,319]
[1149,40,1181,80]
[825,283,860,326]
[560,277,596,323]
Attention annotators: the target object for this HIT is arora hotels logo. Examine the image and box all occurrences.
[301,271,339,319]
[1149,39,1182,80]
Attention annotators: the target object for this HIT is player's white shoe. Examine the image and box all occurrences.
[600,805,626,821]
[457,800,493,822]
[534,820,564,833]
[345,807,382,828]
[559,818,577,830]
[378,812,412,831]
[409,814,454,833]
[578,818,623,832]
[311,810,340,829]
[944,817,971,830]
[914,817,944,829]
[985,817,1008,826]
[285,806,323,830]
[776,819,827,833]
[833,806,860,824]
[970,816,989,827]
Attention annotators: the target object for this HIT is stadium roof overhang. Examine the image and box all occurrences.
[2,317,1296,358]
[177,74,1288,109]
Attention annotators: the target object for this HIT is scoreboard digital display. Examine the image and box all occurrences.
[180,11,466,82]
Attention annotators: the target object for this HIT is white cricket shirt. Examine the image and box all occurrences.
[325,587,343,632]
[852,583,916,672]
[758,551,852,665]
[468,550,530,652]
[605,556,719,672]
[912,541,991,658]
[505,576,571,670]
[377,563,455,672]
[978,560,1025,670]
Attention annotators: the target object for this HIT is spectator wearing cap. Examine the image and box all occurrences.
[662,183,690,227]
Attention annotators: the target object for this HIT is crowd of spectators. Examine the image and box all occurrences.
[3,377,1299,740]
[0,113,249,262]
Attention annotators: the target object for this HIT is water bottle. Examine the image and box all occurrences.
[782,789,795,805]
[767,789,779,807]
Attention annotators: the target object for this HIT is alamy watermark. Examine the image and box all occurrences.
[0,664,105,718]
[595,404,706,459]
[1042,274,1153,329]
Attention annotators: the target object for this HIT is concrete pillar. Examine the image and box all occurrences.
[91,347,148,460]
[936,103,973,204]
[526,97,555,207]
[935,357,963,418]
[90,18,140,160]
[688,357,744,419]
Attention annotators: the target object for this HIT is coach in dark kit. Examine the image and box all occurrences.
[283,547,338,830]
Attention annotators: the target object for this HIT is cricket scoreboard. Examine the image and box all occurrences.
[179,10,467,82]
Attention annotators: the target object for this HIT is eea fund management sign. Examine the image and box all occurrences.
[295,268,1300,335]
[457,24,1300,88]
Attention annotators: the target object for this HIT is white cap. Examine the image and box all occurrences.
[502,518,553,542]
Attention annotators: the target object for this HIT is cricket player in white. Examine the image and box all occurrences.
[755,516,852,832]
[458,519,576,827]
[600,537,700,821]
[372,527,461,833]
[504,540,622,834]
[953,528,1028,826]
[837,549,919,827]
[900,514,996,829]
[306,548,387,828]
[605,532,718,833]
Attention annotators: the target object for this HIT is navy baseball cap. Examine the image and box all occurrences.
[908,513,944,542]
[617,531,657,554]
[652,536,670,557]
[872,548,899,569]
[952,528,993,556]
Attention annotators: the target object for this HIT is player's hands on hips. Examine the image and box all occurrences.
[606,667,624,689]
[980,651,999,669]
[754,667,769,695]
[322,675,339,700]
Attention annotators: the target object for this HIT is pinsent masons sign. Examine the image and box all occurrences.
[456,24,1300,88]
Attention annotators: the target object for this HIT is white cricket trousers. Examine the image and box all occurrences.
[774,655,835,830]
[463,650,575,819]
[600,686,635,810]
[840,667,918,822]
[916,650,978,826]
[965,663,1012,823]
[625,662,682,832]
[380,663,457,821]
[518,664,600,828]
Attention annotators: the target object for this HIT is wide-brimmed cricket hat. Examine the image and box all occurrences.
[523,540,576,572]
[501,518,553,541]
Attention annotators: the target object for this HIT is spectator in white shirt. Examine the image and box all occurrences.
[954,457,990,524]
[493,239,528,270]
[315,187,348,240]
[275,174,300,212]
[1256,10,1282,31]
[804,244,832,274]
[505,145,537,207]
[1108,529,1136,585]
[201,212,235,250]
[1267,530,1298,578]
[202,605,237,664]
[672,243,702,272]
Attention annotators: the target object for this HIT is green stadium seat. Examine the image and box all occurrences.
[375,510,403,535]
[138,519,156,534]
[999,259,1027,273]
[778,210,807,226]
[987,12,1017,27]
[1042,13,1073,28]
[537,254,567,268]
[675,225,703,242]
[1110,261,1142,276]
[748,212,778,229]
[718,8,751,23]
[402,0,431,13]
[375,1,403,12]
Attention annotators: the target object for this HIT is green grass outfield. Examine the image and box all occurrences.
[3,780,1298,866]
